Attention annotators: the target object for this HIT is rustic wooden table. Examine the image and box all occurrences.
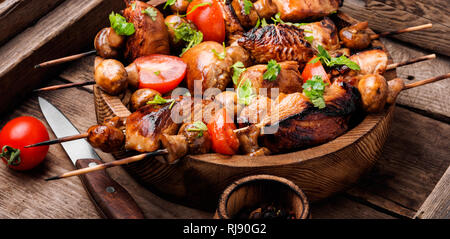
[0,0,448,219]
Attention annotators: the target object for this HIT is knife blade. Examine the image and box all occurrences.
[38,97,145,219]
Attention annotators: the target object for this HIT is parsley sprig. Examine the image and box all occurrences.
[231,61,246,85]
[169,22,203,56]
[187,121,208,137]
[109,12,135,36]
[310,45,360,70]
[242,0,253,15]
[263,60,281,82]
[302,75,329,109]
[147,95,176,109]
[237,78,255,106]
[211,42,227,60]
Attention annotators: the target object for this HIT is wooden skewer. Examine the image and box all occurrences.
[45,149,168,181]
[33,81,95,92]
[386,54,436,71]
[34,50,96,69]
[24,133,89,148]
[404,73,450,90]
[370,23,432,40]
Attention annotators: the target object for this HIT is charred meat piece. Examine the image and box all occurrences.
[299,17,340,52]
[160,134,188,163]
[235,124,269,155]
[217,0,246,44]
[123,1,170,63]
[261,80,360,153]
[238,24,315,65]
[237,61,303,98]
[272,0,342,22]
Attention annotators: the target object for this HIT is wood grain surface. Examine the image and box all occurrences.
[342,0,450,56]
[0,0,449,219]
[0,0,65,45]
[0,0,125,116]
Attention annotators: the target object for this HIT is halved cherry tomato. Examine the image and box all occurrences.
[0,116,49,171]
[207,108,239,155]
[186,0,225,43]
[135,54,187,94]
[302,56,331,84]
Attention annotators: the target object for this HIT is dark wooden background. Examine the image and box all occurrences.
[0,0,448,219]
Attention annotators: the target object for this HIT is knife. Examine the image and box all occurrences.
[38,97,145,219]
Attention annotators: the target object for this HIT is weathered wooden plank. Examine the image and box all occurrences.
[341,0,450,56]
[347,107,450,218]
[0,79,212,219]
[381,38,450,120]
[0,0,65,45]
[414,166,450,219]
[311,195,396,219]
[0,0,125,116]
[374,0,450,27]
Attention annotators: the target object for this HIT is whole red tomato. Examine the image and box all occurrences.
[0,116,49,171]
[186,0,225,43]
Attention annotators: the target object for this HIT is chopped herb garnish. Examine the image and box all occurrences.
[302,75,328,109]
[109,12,135,36]
[263,60,281,82]
[260,18,268,27]
[242,0,253,15]
[184,2,212,16]
[142,7,158,21]
[131,2,136,10]
[154,71,161,76]
[187,121,208,137]
[309,45,360,70]
[255,17,261,28]
[212,42,227,60]
[237,78,255,106]
[231,61,246,85]
[164,0,176,9]
[271,12,283,25]
[147,95,176,109]
[305,35,314,44]
[169,22,203,56]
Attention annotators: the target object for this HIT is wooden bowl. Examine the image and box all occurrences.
[93,12,397,210]
[214,175,310,219]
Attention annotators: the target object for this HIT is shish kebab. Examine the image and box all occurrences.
[34,0,431,69]
[31,72,450,181]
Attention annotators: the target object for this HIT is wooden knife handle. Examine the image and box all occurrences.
[75,158,145,219]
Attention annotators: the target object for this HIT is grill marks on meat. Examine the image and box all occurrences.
[299,17,340,52]
[261,81,360,153]
[237,24,315,65]
[217,0,245,44]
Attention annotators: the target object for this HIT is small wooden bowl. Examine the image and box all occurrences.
[214,175,310,219]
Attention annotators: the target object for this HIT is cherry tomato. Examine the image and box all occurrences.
[207,108,239,155]
[135,54,187,94]
[0,116,49,171]
[186,0,225,43]
[302,56,331,84]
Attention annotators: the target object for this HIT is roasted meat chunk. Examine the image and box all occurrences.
[271,0,342,22]
[123,1,170,63]
[299,17,340,52]
[236,61,303,98]
[237,24,315,65]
